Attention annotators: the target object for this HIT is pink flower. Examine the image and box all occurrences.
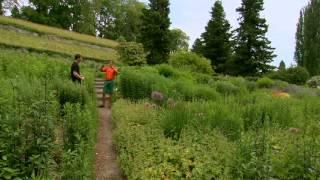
[151,91,164,101]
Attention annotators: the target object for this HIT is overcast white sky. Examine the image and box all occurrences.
[18,0,309,66]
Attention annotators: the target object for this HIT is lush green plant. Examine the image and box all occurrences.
[215,81,240,95]
[285,67,310,85]
[117,41,146,66]
[156,64,178,78]
[169,51,214,74]
[257,77,275,88]
[269,67,310,85]
[0,49,97,179]
[307,76,320,88]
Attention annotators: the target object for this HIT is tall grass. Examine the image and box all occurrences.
[0,16,118,48]
[0,49,98,179]
[0,28,117,61]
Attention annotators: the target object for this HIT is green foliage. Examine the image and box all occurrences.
[0,16,118,48]
[113,86,320,178]
[0,49,97,179]
[17,0,97,35]
[97,0,145,41]
[139,0,171,64]
[215,81,240,95]
[278,60,286,71]
[232,0,276,76]
[300,0,320,75]
[307,76,320,88]
[117,41,146,66]
[285,67,310,85]
[195,0,232,74]
[168,28,189,52]
[156,64,177,78]
[295,10,304,67]
[55,80,88,107]
[169,51,214,75]
[257,77,275,88]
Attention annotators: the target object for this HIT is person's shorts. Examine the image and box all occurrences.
[103,80,114,94]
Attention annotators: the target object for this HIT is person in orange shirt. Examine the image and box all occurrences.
[100,60,118,108]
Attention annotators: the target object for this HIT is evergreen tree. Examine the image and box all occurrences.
[0,0,4,15]
[11,5,20,18]
[192,38,205,55]
[201,0,232,74]
[232,0,276,76]
[278,60,286,71]
[139,0,171,64]
[303,0,320,76]
[295,10,305,67]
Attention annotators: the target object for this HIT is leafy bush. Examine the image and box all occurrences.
[273,80,289,89]
[215,81,240,95]
[193,73,213,84]
[268,67,310,85]
[117,41,146,66]
[285,67,310,85]
[172,80,196,101]
[169,51,214,74]
[257,77,275,88]
[194,86,219,101]
[245,81,257,92]
[55,80,88,107]
[307,76,320,88]
[156,64,177,78]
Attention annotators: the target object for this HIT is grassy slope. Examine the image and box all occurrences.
[0,16,118,62]
[0,16,118,48]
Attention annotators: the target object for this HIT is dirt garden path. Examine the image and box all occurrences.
[94,78,124,180]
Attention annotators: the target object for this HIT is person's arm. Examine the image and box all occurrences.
[73,71,84,80]
[100,65,106,72]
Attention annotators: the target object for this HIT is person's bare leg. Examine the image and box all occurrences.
[108,94,112,108]
[101,93,106,107]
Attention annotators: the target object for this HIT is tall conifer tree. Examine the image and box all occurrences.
[295,10,305,67]
[303,0,320,75]
[233,0,275,76]
[201,0,232,73]
[139,0,171,64]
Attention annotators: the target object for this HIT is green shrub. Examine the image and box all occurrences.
[162,104,191,140]
[172,80,195,101]
[194,86,219,101]
[117,41,146,66]
[257,77,274,88]
[120,69,174,101]
[245,81,257,92]
[156,64,177,78]
[268,67,310,85]
[193,73,213,84]
[307,76,320,88]
[55,80,88,107]
[273,80,289,89]
[285,67,310,85]
[215,81,240,95]
[119,70,152,100]
[169,51,214,74]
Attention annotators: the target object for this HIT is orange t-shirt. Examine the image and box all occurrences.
[102,66,118,80]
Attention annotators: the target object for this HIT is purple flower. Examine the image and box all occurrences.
[151,91,164,101]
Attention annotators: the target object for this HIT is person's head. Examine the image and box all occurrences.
[108,60,114,66]
[75,54,83,63]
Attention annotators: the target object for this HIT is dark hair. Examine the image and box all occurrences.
[75,54,82,60]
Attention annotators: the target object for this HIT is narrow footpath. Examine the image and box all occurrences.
[94,78,124,180]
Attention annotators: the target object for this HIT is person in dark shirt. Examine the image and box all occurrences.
[70,54,85,83]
